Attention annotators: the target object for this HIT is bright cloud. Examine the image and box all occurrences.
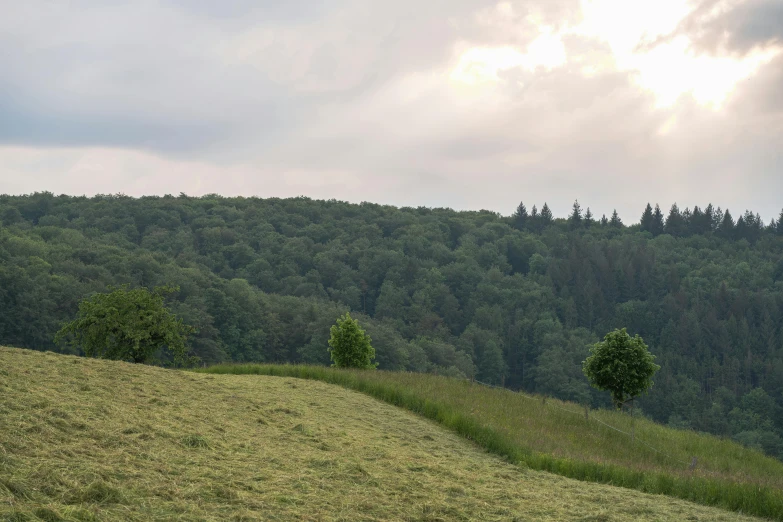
[0,0,781,222]
[449,0,781,109]
[450,31,567,85]
[572,0,782,108]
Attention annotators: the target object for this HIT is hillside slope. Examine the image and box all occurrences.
[0,347,765,522]
[2,193,783,461]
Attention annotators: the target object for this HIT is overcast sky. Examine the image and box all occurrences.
[1,0,781,221]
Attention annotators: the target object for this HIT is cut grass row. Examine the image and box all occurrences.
[197,363,783,521]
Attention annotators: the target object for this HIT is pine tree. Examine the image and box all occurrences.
[600,214,608,226]
[640,203,654,232]
[713,207,724,231]
[530,205,539,232]
[704,204,715,232]
[690,206,704,235]
[512,201,529,230]
[719,209,735,238]
[609,209,623,228]
[735,215,748,241]
[584,208,594,228]
[540,203,553,226]
[778,208,783,235]
[651,204,665,236]
[569,200,583,230]
[665,203,685,237]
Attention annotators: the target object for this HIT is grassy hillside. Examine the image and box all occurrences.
[0,348,767,522]
[200,363,783,520]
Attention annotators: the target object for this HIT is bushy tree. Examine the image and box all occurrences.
[327,312,377,369]
[583,328,660,409]
[54,285,193,364]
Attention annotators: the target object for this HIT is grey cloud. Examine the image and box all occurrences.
[0,0,781,223]
[675,0,783,54]
[0,0,583,155]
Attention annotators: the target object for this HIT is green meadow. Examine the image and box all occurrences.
[200,363,783,520]
[0,346,774,521]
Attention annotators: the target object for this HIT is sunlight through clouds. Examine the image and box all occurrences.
[572,0,782,108]
[449,31,566,85]
[449,0,781,109]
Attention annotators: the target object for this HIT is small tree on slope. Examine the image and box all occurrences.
[583,328,660,439]
[328,312,377,369]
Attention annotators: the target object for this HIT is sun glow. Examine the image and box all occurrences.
[449,32,566,85]
[449,0,781,109]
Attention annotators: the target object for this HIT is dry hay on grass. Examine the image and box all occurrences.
[0,347,766,521]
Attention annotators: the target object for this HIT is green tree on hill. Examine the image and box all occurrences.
[583,328,659,410]
[328,312,377,369]
[55,285,193,365]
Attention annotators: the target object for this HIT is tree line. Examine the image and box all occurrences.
[1,192,782,459]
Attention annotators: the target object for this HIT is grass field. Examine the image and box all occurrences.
[198,363,783,520]
[0,347,770,521]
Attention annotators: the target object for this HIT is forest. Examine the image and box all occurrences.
[1,192,782,459]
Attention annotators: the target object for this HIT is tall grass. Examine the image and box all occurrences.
[197,363,783,521]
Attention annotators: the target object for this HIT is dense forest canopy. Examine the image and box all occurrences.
[1,192,783,459]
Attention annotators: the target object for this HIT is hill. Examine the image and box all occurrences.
[1,193,782,460]
[201,363,783,520]
[0,347,768,521]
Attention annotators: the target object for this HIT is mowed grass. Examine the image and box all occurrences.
[0,348,767,522]
[199,363,783,521]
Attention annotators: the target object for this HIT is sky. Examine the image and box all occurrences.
[1,0,781,221]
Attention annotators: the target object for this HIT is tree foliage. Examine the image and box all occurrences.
[1,193,783,458]
[583,328,660,408]
[327,312,377,369]
[55,285,192,364]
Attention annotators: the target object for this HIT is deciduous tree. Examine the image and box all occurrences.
[327,312,377,369]
[54,285,193,364]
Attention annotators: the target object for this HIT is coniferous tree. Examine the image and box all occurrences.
[778,208,783,235]
[704,204,715,232]
[665,204,685,237]
[640,203,654,232]
[690,206,705,235]
[713,207,725,231]
[512,202,529,230]
[735,215,747,240]
[530,205,539,232]
[569,200,583,230]
[745,211,763,242]
[609,209,623,228]
[600,214,608,226]
[584,208,594,229]
[682,207,693,235]
[540,203,553,226]
[651,204,665,236]
[719,209,735,238]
